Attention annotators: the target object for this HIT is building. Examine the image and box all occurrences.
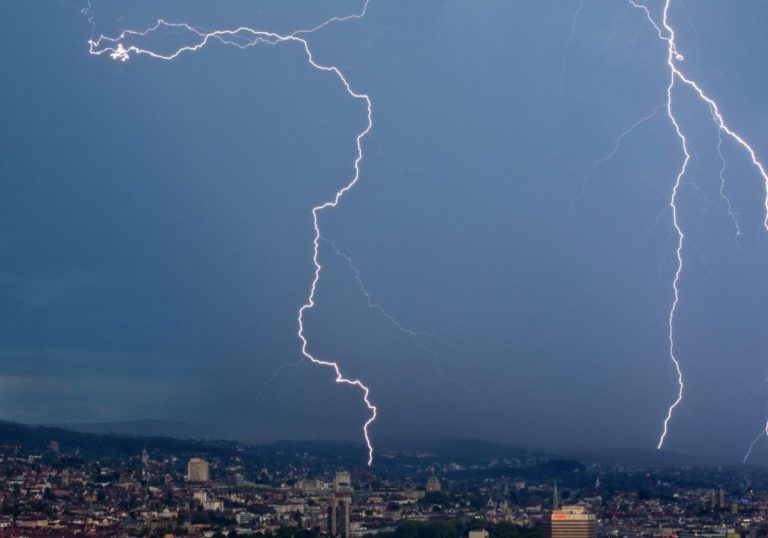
[329,470,352,537]
[187,458,210,482]
[236,512,255,526]
[328,494,350,538]
[334,471,351,492]
[542,505,596,538]
[203,499,224,511]
[426,474,442,493]
[469,531,490,538]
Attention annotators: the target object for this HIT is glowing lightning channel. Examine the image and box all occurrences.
[321,237,442,373]
[743,422,768,463]
[575,103,664,210]
[716,129,742,240]
[87,2,379,465]
[558,0,584,101]
[743,372,768,462]
[629,0,768,450]
[81,0,95,40]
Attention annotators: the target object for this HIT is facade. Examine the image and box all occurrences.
[334,471,351,492]
[426,475,441,493]
[329,470,352,537]
[187,458,210,482]
[328,493,351,538]
[542,505,596,538]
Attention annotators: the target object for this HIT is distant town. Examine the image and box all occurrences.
[0,422,766,538]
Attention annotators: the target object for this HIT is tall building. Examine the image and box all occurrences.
[334,471,352,492]
[329,470,352,537]
[187,458,210,482]
[542,505,596,538]
[328,494,351,538]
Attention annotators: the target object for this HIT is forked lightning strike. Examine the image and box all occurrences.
[629,0,768,451]
[321,238,442,373]
[84,0,768,464]
[87,1,379,465]
[716,129,742,239]
[575,103,664,210]
[743,422,768,463]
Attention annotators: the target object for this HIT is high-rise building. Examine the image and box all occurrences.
[187,458,210,482]
[329,470,352,537]
[334,471,352,492]
[328,494,351,537]
[542,505,596,538]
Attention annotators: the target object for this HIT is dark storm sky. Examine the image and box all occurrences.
[2,0,768,463]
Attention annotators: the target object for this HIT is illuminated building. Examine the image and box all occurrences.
[542,505,596,538]
[186,458,210,482]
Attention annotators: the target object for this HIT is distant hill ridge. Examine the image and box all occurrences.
[46,419,202,439]
[0,419,718,468]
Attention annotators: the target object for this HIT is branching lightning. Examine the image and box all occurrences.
[82,0,768,464]
[716,129,742,240]
[80,0,95,40]
[629,0,768,450]
[575,103,665,211]
[540,0,584,115]
[743,372,768,462]
[559,0,585,102]
[321,237,442,373]
[87,1,380,465]
[743,422,768,464]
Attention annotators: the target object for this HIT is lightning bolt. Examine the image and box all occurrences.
[80,0,95,40]
[575,103,665,211]
[629,0,768,450]
[743,422,768,464]
[321,237,442,373]
[539,0,585,115]
[743,373,768,463]
[716,129,742,240]
[87,1,379,465]
[254,239,441,401]
[558,0,584,101]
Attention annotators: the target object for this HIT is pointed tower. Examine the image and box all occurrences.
[553,480,560,510]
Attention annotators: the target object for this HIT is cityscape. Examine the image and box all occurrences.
[3,1,768,538]
[0,422,767,538]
